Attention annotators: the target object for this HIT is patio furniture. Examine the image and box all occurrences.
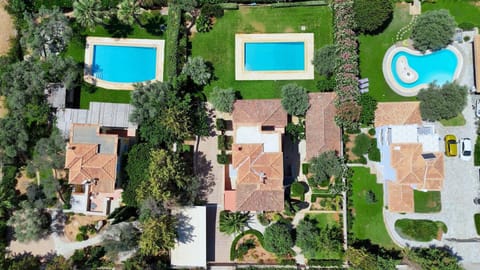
[359,82,369,89]
[358,78,369,84]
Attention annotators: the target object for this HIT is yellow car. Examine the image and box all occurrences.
[444,134,458,157]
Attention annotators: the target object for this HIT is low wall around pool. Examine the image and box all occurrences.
[382,45,463,97]
[235,33,314,81]
[84,37,165,90]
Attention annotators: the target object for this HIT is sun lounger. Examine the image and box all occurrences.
[358,78,369,84]
[359,82,369,89]
[360,88,369,94]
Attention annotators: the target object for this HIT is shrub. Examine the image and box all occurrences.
[365,190,377,204]
[76,232,87,241]
[216,118,226,131]
[354,0,393,34]
[316,76,336,92]
[281,83,309,116]
[308,259,344,266]
[459,22,474,31]
[359,94,377,126]
[230,229,264,260]
[165,6,182,79]
[312,45,336,77]
[464,36,471,42]
[196,14,212,32]
[182,56,212,85]
[290,182,305,197]
[368,128,376,136]
[474,214,480,235]
[264,222,293,256]
[218,135,226,150]
[257,213,270,226]
[368,139,381,161]
[310,151,345,187]
[475,137,480,166]
[395,219,442,242]
[302,163,310,174]
[411,9,456,52]
[218,2,238,9]
[236,239,255,259]
[217,151,229,164]
[201,4,224,17]
[286,122,305,143]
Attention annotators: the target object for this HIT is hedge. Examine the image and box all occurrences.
[368,139,381,162]
[230,229,264,260]
[302,163,309,175]
[475,136,480,166]
[475,214,480,235]
[307,259,344,266]
[311,192,336,202]
[218,3,239,9]
[165,5,182,80]
[271,0,328,8]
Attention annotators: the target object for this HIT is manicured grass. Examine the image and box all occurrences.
[80,84,132,109]
[358,3,416,102]
[423,0,480,27]
[440,114,466,126]
[191,6,333,99]
[305,213,339,228]
[395,219,446,242]
[474,214,480,235]
[413,190,441,213]
[351,167,396,248]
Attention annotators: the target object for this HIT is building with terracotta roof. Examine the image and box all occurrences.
[375,102,444,213]
[305,93,341,161]
[225,99,287,211]
[65,124,124,215]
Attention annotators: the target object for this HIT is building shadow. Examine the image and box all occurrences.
[206,204,217,262]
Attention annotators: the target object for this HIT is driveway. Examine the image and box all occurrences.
[384,96,480,265]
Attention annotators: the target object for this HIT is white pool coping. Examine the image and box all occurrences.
[84,37,165,90]
[382,44,463,96]
[235,33,315,81]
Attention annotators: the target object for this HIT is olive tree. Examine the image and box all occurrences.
[181,56,212,86]
[312,45,336,77]
[7,201,50,242]
[281,83,309,116]
[263,222,293,256]
[209,87,236,113]
[411,9,456,52]
[417,82,467,121]
[309,151,346,187]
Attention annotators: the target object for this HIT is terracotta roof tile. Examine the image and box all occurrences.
[375,102,422,127]
[232,99,287,127]
[305,93,341,160]
[387,182,414,213]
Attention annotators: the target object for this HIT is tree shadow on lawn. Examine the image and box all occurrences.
[104,16,134,38]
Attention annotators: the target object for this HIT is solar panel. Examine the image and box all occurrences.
[421,153,436,160]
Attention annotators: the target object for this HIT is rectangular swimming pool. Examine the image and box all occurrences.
[92,45,157,83]
[244,42,305,71]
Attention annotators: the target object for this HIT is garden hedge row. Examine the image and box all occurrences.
[165,5,182,80]
[307,259,344,266]
[230,229,264,260]
[271,1,327,8]
[475,137,480,166]
[218,3,239,9]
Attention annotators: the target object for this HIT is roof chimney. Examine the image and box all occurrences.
[259,172,266,184]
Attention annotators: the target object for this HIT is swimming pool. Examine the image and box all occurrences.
[391,49,458,88]
[244,42,305,71]
[92,45,157,83]
[382,45,462,96]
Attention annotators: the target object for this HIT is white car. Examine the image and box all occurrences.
[460,138,472,161]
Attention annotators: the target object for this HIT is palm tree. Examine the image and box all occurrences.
[73,0,105,31]
[117,0,142,26]
[219,211,250,235]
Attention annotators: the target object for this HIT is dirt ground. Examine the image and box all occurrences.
[346,134,359,161]
[0,0,16,56]
[9,237,55,256]
[64,215,105,242]
[15,169,35,195]
[236,234,277,264]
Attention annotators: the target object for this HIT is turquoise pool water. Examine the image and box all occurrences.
[244,42,305,71]
[92,45,157,83]
[391,49,458,88]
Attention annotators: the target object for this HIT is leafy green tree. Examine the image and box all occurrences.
[7,253,41,270]
[139,215,176,256]
[182,56,211,86]
[263,222,294,256]
[130,82,192,146]
[117,0,142,26]
[358,94,377,126]
[7,201,50,242]
[412,9,456,52]
[309,151,345,187]
[124,143,151,207]
[192,102,211,137]
[196,14,211,33]
[417,82,467,121]
[73,0,105,31]
[295,219,319,258]
[0,115,29,161]
[406,247,462,270]
[44,255,72,270]
[354,0,393,33]
[219,211,250,235]
[281,83,309,116]
[21,7,72,57]
[136,149,199,206]
[209,87,236,113]
[29,128,66,171]
[312,45,336,77]
[70,246,110,269]
[171,0,197,12]
[347,246,379,270]
[123,253,169,270]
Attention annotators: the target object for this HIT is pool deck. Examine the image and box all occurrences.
[84,37,165,90]
[382,44,463,96]
[235,33,314,81]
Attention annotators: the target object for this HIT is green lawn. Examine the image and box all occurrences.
[191,6,333,99]
[80,83,132,109]
[395,219,446,242]
[305,213,339,228]
[351,167,396,248]
[358,3,416,102]
[474,214,480,235]
[413,190,441,213]
[440,114,466,126]
[423,0,480,27]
